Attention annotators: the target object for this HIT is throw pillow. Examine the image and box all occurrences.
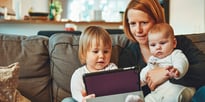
[0,62,30,102]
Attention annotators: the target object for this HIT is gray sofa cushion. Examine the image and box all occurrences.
[0,34,51,102]
[49,34,81,102]
[186,34,205,54]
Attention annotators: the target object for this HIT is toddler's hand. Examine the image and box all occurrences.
[81,90,95,102]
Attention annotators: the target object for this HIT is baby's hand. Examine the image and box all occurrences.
[166,66,179,78]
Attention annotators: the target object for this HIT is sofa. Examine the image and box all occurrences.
[0,32,205,102]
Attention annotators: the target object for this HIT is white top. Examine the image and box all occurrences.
[71,63,118,102]
[140,49,189,84]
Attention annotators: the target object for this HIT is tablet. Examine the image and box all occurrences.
[83,66,140,97]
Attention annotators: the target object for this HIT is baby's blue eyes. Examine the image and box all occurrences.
[150,44,155,47]
[160,42,166,45]
[149,42,167,47]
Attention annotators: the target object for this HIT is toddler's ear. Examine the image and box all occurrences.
[173,38,177,48]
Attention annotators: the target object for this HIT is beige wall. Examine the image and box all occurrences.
[170,0,205,34]
[0,0,12,9]
[0,0,15,15]
[12,0,49,19]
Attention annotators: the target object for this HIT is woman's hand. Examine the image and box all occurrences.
[81,90,95,102]
[146,66,170,91]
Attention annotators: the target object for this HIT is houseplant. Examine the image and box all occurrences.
[49,0,63,21]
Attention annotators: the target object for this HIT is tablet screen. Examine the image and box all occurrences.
[83,67,140,97]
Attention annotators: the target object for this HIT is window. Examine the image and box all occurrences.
[64,0,129,22]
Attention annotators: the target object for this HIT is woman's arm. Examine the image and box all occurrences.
[146,66,170,91]
[171,35,205,89]
[119,42,170,90]
[146,35,205,90]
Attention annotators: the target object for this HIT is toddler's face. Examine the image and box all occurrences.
[85,39,112,72]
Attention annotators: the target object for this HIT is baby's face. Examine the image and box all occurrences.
[148,32,176,58]
[85,39,112,72]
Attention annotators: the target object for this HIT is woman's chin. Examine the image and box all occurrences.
[136,38,147,44]
[138,40,148,45]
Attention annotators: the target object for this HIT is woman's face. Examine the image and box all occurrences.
[127,9,155,45]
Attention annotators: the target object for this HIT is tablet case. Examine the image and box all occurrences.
[83,66,140,97]
[86,91,144,102]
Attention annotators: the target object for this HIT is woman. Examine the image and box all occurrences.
[119,0,205,100]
